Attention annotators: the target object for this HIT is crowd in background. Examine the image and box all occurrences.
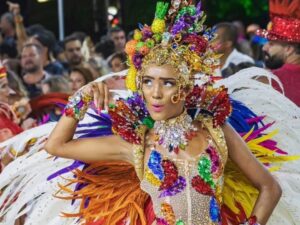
[1,1,300,143]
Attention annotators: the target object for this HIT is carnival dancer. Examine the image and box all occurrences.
[44,1,286,225]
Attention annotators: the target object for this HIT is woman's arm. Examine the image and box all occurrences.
[222,123,282,225]
[45,81,133,164]
[44,115,132,163]
[7,2,28,53]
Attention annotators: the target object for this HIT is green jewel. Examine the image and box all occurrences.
[142,117,154,129]
[176,219,185,225]
[198,156,215,189]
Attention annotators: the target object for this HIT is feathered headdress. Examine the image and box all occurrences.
[125,0,221,92]
[257,0,300,43]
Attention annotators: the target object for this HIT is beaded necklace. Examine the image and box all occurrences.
[153,110,197,154]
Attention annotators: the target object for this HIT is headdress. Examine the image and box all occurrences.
[125,0,221,92]
[257,0,300,43]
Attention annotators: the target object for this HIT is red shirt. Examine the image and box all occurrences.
[272,63,300,107]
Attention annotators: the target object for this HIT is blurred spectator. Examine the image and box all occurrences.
[108,27,126,52]
[41,76,71,94]
[246,24,266,67]
[0,12,17,59]
[94,38,115,60]
[21,43,50,98]
[69,67,94,93]
[64,35,84,68]
[214,22,254,77]
[0,41,18,60]
[6,69,28,104]
[258,0,300,106]
[232,20,253,57]
[108,52,128,73]
[27,30,64,76]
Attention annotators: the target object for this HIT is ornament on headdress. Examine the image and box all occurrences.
[0,66,7,79]
[125,0,221,92]
[257,0,300,43]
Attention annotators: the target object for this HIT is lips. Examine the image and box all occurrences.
[152,104,164,112]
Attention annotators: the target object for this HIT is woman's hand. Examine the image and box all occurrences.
[81,81,109,111]
[7,1,20,16]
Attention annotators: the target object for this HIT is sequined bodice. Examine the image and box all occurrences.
[140,131,227,225]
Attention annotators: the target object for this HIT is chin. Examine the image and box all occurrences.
[148,111,168,121]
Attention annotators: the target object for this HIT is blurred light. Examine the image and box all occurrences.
[108,6,118,16]
[108,15,114,21]
[37,0,50,2]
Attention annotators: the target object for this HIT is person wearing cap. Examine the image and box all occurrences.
[258,0,300,106]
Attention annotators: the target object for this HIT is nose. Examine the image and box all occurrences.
[152,83,162,99]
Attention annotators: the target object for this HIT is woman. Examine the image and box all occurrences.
[45,2,281,224]
[69,66,94,93]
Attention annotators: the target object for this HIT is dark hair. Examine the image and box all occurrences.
[70,67,94,84]
[63,35,82,49]
[33,30,56,51]
[108,52,128,68]
[1,12,15,28]
[0,42,18,58]
[26,24,45,36]
[94,38,115,59]
[70,32,87,43]
[215,22,238,48]
[291,43,300,55]
[109,26,125,34]
[22,43,43,55]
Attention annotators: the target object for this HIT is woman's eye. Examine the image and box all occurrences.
[164,81,175,87]
[142,79,152,86]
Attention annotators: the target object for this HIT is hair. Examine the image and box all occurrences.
[41,76,71,93]
[63,35,82,49]
[22,43,43,55]
[291,43,300,54]
[108,52,128,68]
[94,38,116,59]
[70,66,94,84]
[215,22,238,48]
[0,42,18,58]
[1,12,15,28]
[70,31,87,43]
[109,26,125,35]
[32,30,56,51]
[6,70,28,98]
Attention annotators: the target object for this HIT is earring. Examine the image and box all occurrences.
[171,93,180,104]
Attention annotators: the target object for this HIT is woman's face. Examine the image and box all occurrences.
[70,71,86,93]
[142,64,185,121]
[111,57,126,73]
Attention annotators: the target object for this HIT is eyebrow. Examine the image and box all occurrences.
[143,75,177,82]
